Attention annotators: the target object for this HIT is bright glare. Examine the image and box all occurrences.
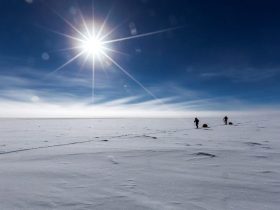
[81,36,104,56]
[51,11,180,102]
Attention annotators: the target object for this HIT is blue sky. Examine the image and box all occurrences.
[0,0,280,117]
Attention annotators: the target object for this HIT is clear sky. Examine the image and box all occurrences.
[0,0,279,117]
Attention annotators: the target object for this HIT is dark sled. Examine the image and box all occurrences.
[202,124,208,128]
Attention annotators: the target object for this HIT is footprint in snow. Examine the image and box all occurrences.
[194,152,216,158]
[245,142,262,146]
[260,170,274,174]
[107,155,119,164]
[143,135,157,139]
[169,201,182,205]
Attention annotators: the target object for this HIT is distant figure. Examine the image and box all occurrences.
[194,117,199,129]
[223,116,228,125]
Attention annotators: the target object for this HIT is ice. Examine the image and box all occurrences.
[0,115,280,209]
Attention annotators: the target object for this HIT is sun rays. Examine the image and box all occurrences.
[49,6,182,103]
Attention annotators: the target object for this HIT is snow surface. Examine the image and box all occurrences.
[0,116,280,209]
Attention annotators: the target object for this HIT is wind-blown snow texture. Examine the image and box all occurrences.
[0,116,279,210]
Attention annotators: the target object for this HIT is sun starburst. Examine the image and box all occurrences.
[48,7,183,103]
[80,36,104,56]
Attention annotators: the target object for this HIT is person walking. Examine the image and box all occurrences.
[194,117,199,129]
[223,116,228,125]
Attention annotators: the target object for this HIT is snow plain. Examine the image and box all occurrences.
[0,115,280,210]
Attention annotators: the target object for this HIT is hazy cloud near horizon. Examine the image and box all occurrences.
[0,63,279,117]
[0,74,279,118]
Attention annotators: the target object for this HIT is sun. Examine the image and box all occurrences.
[50,9,182,102]
[80,36,105,56]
